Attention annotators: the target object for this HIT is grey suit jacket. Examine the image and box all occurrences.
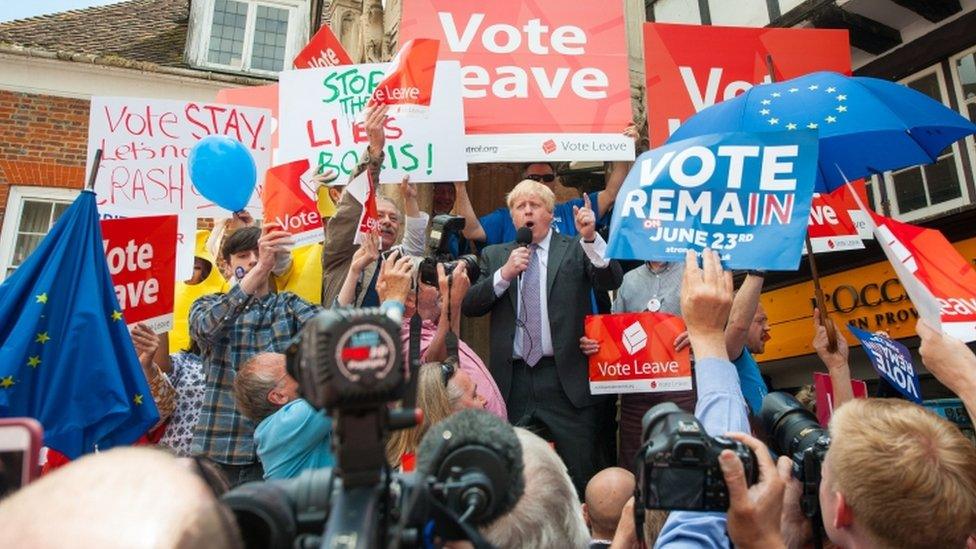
[461,231,623,408]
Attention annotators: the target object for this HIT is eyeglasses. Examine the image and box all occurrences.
[440,361,458,387]
[525,173,555,183]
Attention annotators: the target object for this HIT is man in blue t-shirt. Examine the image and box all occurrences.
[233,352,334,480]
[726,273,771,414]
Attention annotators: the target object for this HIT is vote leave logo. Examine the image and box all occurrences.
[542,139,557,154]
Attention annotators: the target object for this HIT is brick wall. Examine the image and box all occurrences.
[0,90,89,227]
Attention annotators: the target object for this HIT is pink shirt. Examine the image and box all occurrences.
[401,319,507,420]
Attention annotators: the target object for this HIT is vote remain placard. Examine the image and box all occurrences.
[400,0,634,162]
[100,215,177,333]
[585,312,691,395]
[848,325,922,403]
[606,131,818,270]
[643,23,851,147]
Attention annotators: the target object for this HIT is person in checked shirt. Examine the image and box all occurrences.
[189,224,319,486]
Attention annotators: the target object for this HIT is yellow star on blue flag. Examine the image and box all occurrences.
[133,393,144,405]
[111,310,123,322]
[27,356,41,368]
[35,332,50,344]
[0,376,15,389]
[36,293,47,304]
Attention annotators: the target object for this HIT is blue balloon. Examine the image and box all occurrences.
[188,136,257,212]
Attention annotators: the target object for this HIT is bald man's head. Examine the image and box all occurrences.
[583,467,636,540]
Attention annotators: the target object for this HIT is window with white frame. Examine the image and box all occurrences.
[950,45,976,184]
[0,187,79,281]
[188,0,309,77]
[877,65,969,221]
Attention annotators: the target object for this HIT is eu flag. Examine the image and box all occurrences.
[0,190,159,458]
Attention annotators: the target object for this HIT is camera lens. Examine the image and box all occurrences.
[760,392,825,458]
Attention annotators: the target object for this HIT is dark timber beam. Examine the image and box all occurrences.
[810,4,902,54]
[888,0,962,23]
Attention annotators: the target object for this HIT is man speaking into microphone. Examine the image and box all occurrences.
[462,179,623,497]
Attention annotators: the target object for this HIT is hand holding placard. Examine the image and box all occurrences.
[917,319,976,417]
[680,249,733,361]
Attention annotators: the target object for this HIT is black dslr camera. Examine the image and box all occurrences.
[635,402,757,512]
[417,214,480,287]
[761,392,831,522]
[221,308,521,549]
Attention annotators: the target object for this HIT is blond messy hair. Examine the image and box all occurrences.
[506,180,556,213]
[828,398,976,549]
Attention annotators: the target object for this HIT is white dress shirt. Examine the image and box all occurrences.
[491,229,609,360]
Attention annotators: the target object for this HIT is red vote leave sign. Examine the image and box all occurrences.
[400,0,634,161]
[100,215,177,333]
[262,159,323,248]
[368,38,440,113]
[585,312,691,395]
[644,23,851,146]
[806,183,865,254]
[872,211,976,342]
[293,24,352,69]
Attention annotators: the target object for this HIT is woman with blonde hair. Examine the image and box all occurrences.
[386,360,487,469]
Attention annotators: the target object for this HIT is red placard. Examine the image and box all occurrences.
[644,23,852,146]
[814,372,868,427]
[293,24,353,69]
[100,215,177,333]
[262,159,323,247]
[400,1,633,161]
[585,312,691,394]
[807,185,864,254]
[872,211,976,342]
[217,84,279,150]
[368,39,440,113]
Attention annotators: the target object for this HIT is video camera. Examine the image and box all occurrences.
[221,307,522,549]
[634,402,757,513]
[761,392,830,523]
[417,215,480,287]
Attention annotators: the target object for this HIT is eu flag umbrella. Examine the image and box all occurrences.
[668,70,976,350]
[0,188,160,458]
[668,71,976,192]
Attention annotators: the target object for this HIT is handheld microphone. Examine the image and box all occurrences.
[515,226,533,283]
[416,409,524,526]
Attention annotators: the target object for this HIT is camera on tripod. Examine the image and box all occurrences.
[635,402,757,512]
[417,215,480,287]
[221,307,522,549]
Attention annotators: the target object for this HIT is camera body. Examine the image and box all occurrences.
[417,214,480,287]
[637,402,757,512]
[227,308,515,549]
[761,392,831,520]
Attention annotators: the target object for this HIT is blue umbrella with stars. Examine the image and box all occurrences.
[668,70,976,192]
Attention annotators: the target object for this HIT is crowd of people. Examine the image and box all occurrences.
[1,104,975,548]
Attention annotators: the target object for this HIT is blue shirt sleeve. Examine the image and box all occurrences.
[732,349,768,415]
[654,356,748,548]
[478,207,512,246]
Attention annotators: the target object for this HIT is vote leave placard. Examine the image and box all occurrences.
[806,188,863,254]
[278,61,467,183]
[606,131,818,270]
[400,0,634,162]
[871,212,976,342]
[293,24,352,69]
[262,159,324,248]
[100,215,177,333]
[848,325,922,403]
[585,312,691,395]
[368,39,439,114]
[644,23,851,146]
[98,205,197,282]
[88,97,272,216]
